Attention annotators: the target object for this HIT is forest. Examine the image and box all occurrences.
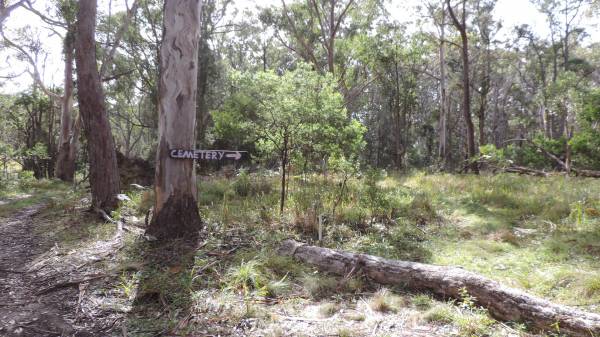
[1,0,600,336]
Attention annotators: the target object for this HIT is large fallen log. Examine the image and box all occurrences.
[574,169,600,178]
[279,240,600,336]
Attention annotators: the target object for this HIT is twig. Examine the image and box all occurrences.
[276,314,333,322]
[76,282,88,318]
[36,273,110,296]
[0,267,27,274]
[206,246,240,257]
[18,325,61,336]
[0,301,32,306]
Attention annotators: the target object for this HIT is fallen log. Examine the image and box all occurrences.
[504,138,600,178]
[503,165,549,177]
[574,168,600,178]
[279,240,600,336]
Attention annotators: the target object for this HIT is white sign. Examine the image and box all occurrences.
[169,149,246,161]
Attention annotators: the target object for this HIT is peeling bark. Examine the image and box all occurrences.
[279,240,600,336]
[148,0,203,240]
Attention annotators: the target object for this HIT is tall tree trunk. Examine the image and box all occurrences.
[447,0,478,173]
[148,0,203,240]
[196,34,211,146]
[438,3,448,164]
[55,31,77,182]
[75,0,121,212]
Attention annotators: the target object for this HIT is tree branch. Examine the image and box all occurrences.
[99,0,139,78]
[1,30,61,100]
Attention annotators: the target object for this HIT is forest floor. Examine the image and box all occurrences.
[1,172,599,336]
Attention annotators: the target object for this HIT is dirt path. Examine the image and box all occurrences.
[0,204,102,337]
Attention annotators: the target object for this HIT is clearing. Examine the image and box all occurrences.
[1,172,599,336]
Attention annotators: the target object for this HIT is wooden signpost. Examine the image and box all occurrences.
[169,149,246,161]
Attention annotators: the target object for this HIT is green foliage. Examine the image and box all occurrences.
[198,178,231,205]
[213,63,365,169]
[423,301,495,337]
[17,170,36,188]
[225,260,268,296]
[570,89,600,169]
[412,294,433,310]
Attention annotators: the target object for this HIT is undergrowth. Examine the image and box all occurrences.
[5,170,600,336]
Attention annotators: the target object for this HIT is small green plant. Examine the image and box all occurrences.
[412,293,433,310]
[458,287,476,310]
[118,272,138,299]
[225,259,268,296]
[570,200,586,226]
[423,303,455,323]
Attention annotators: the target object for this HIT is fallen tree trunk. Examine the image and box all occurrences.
[504,139,600,178]
[503,165,549,177]
[573,169,600,178]
[279,240,600,336]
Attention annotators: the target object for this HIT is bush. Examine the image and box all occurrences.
[17,170,36,188]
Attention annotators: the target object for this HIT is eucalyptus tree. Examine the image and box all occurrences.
[471,0,498,147]
[148,0,203,240]
[196,0,231,146]
[75,0,121,212]
[446,0,478,173]
[533,0,588,138]
[260,0,384,103]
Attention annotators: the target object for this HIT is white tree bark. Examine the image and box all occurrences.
[148,0,203,239]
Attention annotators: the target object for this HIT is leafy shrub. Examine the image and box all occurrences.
[361,169,389,214]
[17,170,36,188]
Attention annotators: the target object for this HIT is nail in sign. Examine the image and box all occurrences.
[169,149,246,161]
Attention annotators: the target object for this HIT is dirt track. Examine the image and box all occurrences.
[0,204,111,337]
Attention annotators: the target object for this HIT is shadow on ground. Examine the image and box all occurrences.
[123,237,202,336]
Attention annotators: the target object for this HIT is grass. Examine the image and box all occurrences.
[113,171,600,335]
[5,170,600,336]
[369,288,404,313]
[423,302,496,337]
[318,302,339,317]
